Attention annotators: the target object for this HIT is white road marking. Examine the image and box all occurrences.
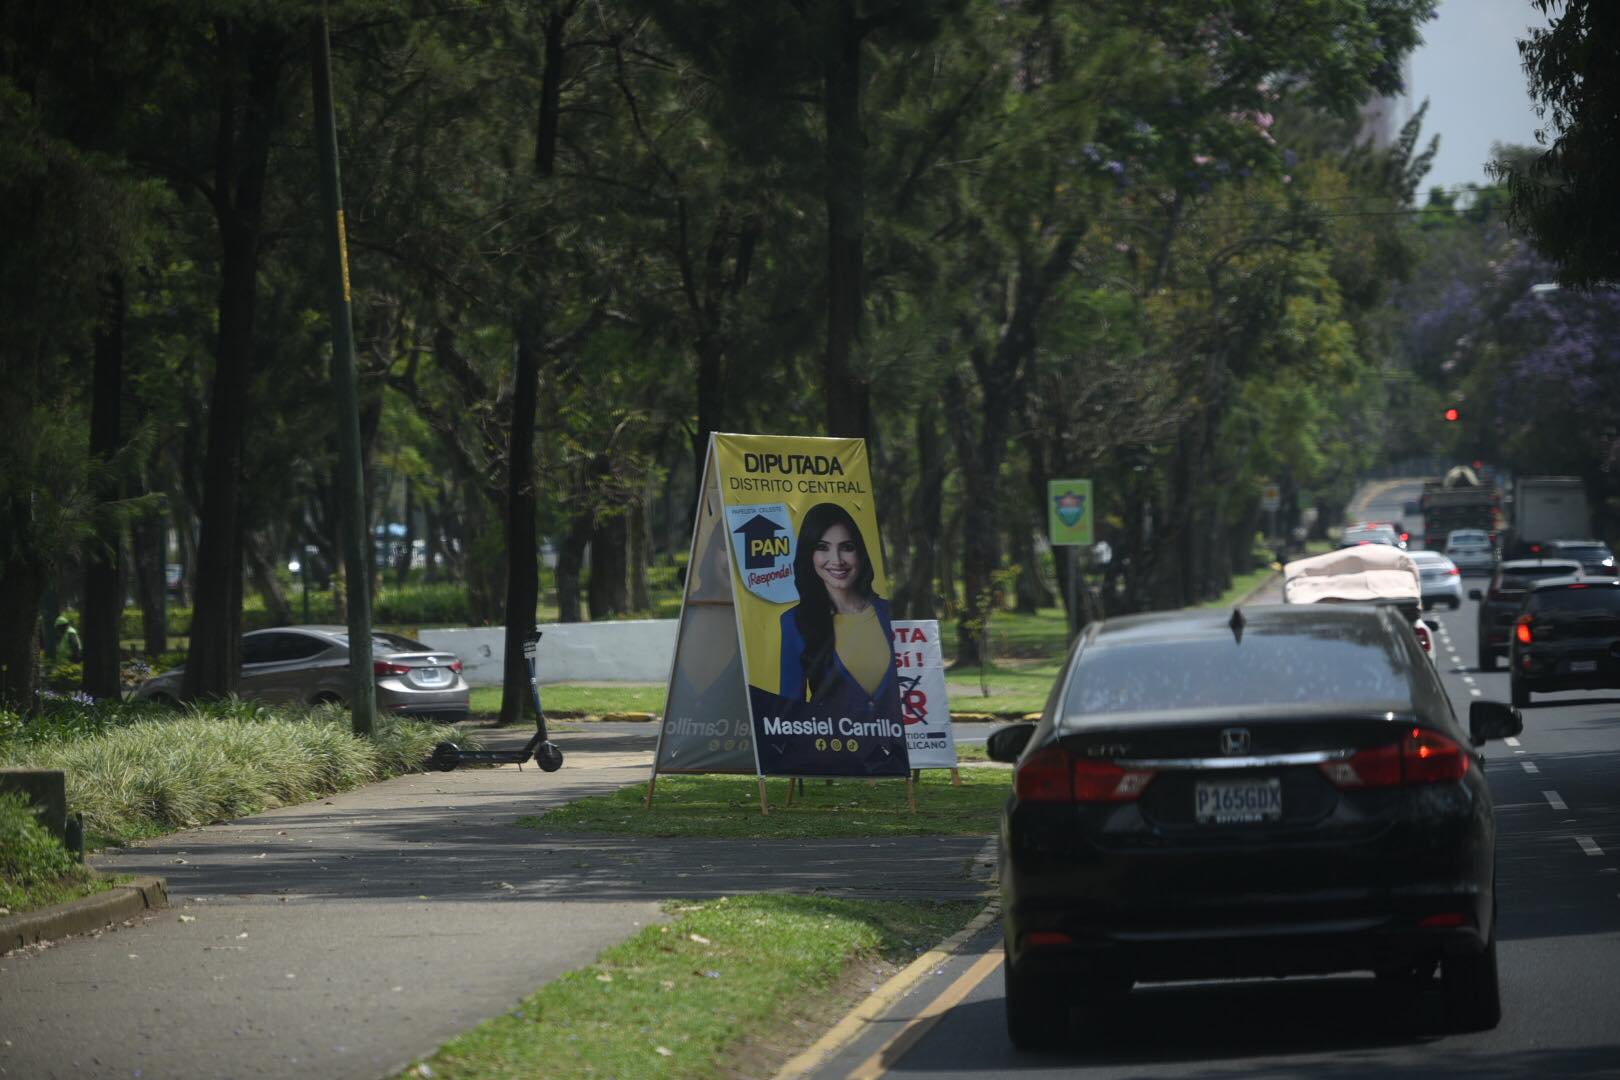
[1506,737,1521,746]
[1522,761,1540,775]
[1470,688,1482,696]
[1544,791,1568,811]
[1462,676,1475,684]
[1576,836,1604,857]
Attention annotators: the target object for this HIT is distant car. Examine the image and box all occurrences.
[1469,560,1583,671]
[1509,577,1620,707]
[1411,550,1463,610]
[1282,544,1436,663]
[989,604,1516,1049]
[1546,539,1617,577]
[133,626,470,721]
[1445,529,1496,576]
[1340,523,1404,550]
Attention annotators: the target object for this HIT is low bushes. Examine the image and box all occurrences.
[0,791,105,915]
[0,699,473,846]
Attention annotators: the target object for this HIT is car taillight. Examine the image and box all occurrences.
[1400,532,1410,542]
[1413,622,1432,654]
[1404,728,1470,783]
[373,660,411,676]
[1014,748,1155,803]
[1015,747,1072,802]
[449,660,464,673]
[1319,729,1469,789]
[1515,616,1532,645]
[1448,568,1460,576]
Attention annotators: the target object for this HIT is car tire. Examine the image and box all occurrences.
[1003,946,1069,1051]
[311,692,346,709]
[1478,647,1496,672]
[1442,930,1502,1032]
[1511,677,1529,708]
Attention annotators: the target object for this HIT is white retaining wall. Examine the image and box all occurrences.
[417,620,678,687]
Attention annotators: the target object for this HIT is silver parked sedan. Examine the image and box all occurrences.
[133,626,470,720]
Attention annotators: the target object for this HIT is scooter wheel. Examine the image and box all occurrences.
[430,741,461,772]
[536,741,564,772]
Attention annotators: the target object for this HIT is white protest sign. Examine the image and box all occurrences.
[892,620,957,769]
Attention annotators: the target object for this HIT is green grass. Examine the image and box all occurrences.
[519,769,1009,839]
[944,659,1064,715]
[401,893,979,1080]
[0,791,113,916]
[1198,565,1280,609]
[0,701,482,847]
[471,684,665,718]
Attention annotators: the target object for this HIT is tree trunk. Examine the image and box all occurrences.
[395,476,415,585]
[246,533,293,626]
[555,509,591,624]
[0,554,45,713]
[897,400,946,620]
[500,331,544,727]
[130,505,168,656]
[82,274,125,699]
[629,495,650,611]
[182,25,277,701]
[588,514,629,618]
[821,0,870,441]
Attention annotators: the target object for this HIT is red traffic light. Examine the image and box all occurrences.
[1443,407,1460,422]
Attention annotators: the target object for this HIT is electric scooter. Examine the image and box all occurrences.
[430,628,563,773]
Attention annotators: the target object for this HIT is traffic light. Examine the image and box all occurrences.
[1444,406,1460,422]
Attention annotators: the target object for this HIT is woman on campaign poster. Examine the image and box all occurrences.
[778,503,901,717]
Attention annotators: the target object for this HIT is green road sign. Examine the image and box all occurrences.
[1048,478,1094,546]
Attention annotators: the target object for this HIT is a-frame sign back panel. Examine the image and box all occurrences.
[651,439,757,775]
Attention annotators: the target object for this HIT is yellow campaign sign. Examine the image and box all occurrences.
[713,433,909,778]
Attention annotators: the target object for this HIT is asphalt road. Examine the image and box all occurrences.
[807,585,1620,1078]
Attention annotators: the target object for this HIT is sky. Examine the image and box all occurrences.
[1406,0,1551,194]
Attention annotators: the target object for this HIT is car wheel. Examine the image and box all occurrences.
[1441,930,1501,1032]
[1003,945,1069,1051]
[1478,647,1496,672]
[1511,677,1529,708]
[311,692,346,709]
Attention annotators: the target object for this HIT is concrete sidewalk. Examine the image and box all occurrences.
[0,727,991,1080]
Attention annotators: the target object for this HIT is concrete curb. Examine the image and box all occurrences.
[772,837,1001,1080]
[0,875,169,955]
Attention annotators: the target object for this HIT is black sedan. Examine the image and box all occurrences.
[988,604,1520,1049]
[1469,558,1583,671]
[1509,577,1620,707]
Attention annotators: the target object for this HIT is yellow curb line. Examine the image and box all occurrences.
[847,947,1003,1080]
[773,897,1001,1080]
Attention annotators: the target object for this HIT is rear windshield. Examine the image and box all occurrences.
[1531,586,1620,612]
[1555,545,1612,561]
[1448,537,1488,548]
[1498,565,1580,592]
[1063,619,1413,717]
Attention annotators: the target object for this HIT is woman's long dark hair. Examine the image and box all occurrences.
[791,503,876,702]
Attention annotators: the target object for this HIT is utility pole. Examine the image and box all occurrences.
[311,7,375,736]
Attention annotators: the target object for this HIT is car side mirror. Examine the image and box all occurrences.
[986,722,1037,763]
[1468,589,1483,601]
[1469,701,1523,746]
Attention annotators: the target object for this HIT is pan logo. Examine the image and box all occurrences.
[1219,728,1251,755]
[727,503,798,604]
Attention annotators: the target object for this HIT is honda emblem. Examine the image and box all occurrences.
[1219,728,1251,755]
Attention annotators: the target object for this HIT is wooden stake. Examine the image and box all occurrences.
[784,777,796,807]
[907,774,917,813]
[643,773,657,808]
[951,767,961,787]
[757,776,770,815]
